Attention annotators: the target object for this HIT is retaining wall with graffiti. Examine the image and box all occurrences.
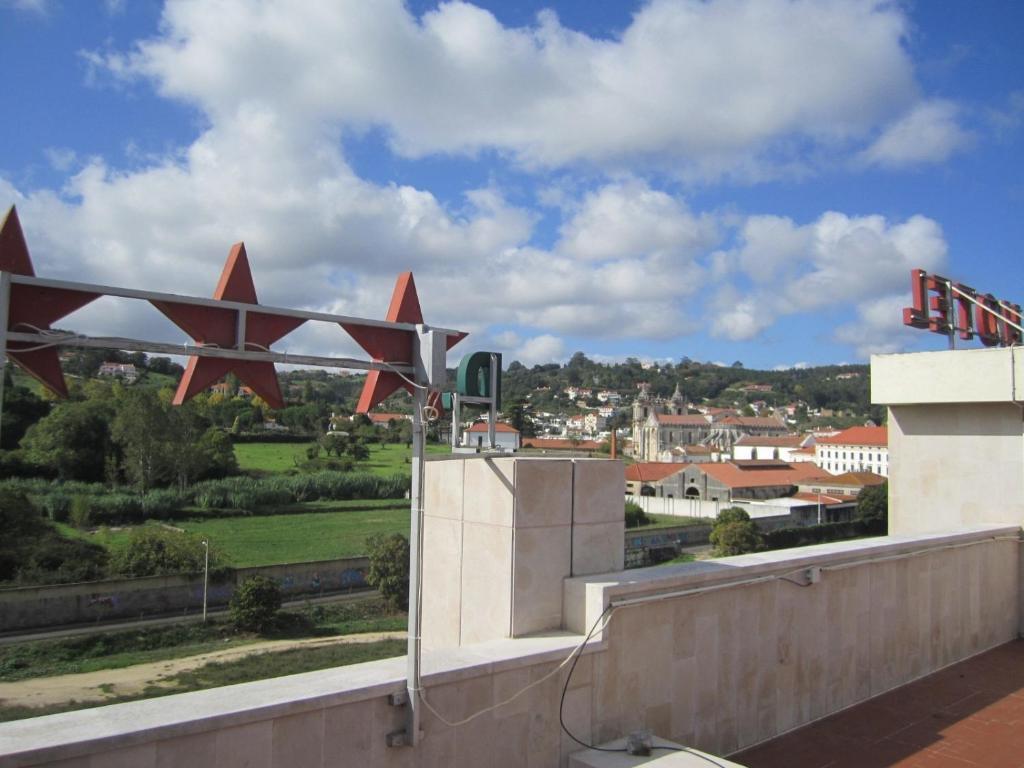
[0,556,370,633]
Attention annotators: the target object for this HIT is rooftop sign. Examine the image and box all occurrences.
[903,269,1022,348]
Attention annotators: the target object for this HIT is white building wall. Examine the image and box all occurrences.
[814,443,888,477]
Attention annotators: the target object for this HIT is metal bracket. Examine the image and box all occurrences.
[385,730,408,748]
[388,691,408,707]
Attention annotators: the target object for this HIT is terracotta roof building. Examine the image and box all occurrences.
[637,459,823,502]
[461,421,520,452]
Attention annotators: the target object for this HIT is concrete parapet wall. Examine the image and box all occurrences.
[2,526,1018,767]
[0,557,370,632]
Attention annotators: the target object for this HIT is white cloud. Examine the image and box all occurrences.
[43,147,77,172]
[0,0,964,366]
[94,0,925,179]
[834,294,922,357]
[712,211,948,343]
[0,0,49,14]
[506,334,565,367]
[710,287,768,341]
[859,100,971,168]
[557,181,717,261]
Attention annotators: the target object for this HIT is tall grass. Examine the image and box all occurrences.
[0,471,410,525]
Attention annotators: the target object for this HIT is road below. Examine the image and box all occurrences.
[0,589,377,647]
[0,630,405,711]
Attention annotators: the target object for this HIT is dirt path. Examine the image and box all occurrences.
[0,631,405,710]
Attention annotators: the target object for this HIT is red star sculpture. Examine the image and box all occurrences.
[344,272,465,413]
[0,206,99,397]
[151,243,304,409]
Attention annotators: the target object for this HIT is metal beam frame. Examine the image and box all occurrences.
[0,268,468,751]
[9,273,463,337]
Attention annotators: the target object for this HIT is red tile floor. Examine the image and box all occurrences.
[735,640,1024,768]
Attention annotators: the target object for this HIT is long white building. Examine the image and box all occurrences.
[814,425,888,476]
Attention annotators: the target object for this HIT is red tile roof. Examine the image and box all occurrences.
[652,414,710,426]
[625,463,689,482]
[733,434,808,448]
[799,471,886,488]
[697,461,822,489]
[816,425,888,447]
[367,412,409,424]
[521,438,603,451]
[791,492,857,505]
[682,445,713,454]
[719,416,788,428]
[467,421,519,433]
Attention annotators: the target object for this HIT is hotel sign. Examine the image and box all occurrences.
[903,269,1022,347]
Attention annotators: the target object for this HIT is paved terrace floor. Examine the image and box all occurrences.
[735,640,1024,768]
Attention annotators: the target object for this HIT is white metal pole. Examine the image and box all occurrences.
[451,393,461,450]
[0,272,9,450]
[406,385,427,746]
[488,353,498,449]
[202,540,209,623]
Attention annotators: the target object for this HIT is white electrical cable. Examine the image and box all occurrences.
[818,534,1021,574]
[419,609,617,728]
[379,360,429,391]
[8,323,84,352]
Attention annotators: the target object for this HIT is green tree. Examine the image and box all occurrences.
[321,431,349,457]
[230,575,282,632]
[709,507,763,556]
[624,501,649,528]
[365,533,410,611]
[856,482,888,525]
[112,389,173,490]
[346,437,370,461]
[20,399,114,481]
[1,378,50,450]
[0,490,109,584]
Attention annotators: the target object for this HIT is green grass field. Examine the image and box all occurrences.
[233,441,449,476]
[233,442,312,472]
[56,500,411,567]
[177,507,410,566]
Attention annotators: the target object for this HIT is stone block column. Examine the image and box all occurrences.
[421,457,624,649]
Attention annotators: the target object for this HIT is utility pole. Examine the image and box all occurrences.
[202,540,209,623]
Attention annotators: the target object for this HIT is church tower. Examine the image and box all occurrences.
[670,382,687,416]
[631,383,652,458]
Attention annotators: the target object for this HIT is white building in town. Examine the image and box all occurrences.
[814,425,888,476]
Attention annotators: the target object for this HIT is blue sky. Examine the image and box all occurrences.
[1,0,1022,371]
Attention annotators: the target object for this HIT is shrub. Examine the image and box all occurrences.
[230,575,282,632]
[762,518,885,550]
[709,506,763,556]
[856,481,888,526]
[68,495,91,529]
[110,527,223,577]
[365,533,410,611]
[624,501,649,528]
[87,493,144,525]
[43,492,71,523]
[710,520,764,556]
[142,488,189,519]
[0,490,108,584]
